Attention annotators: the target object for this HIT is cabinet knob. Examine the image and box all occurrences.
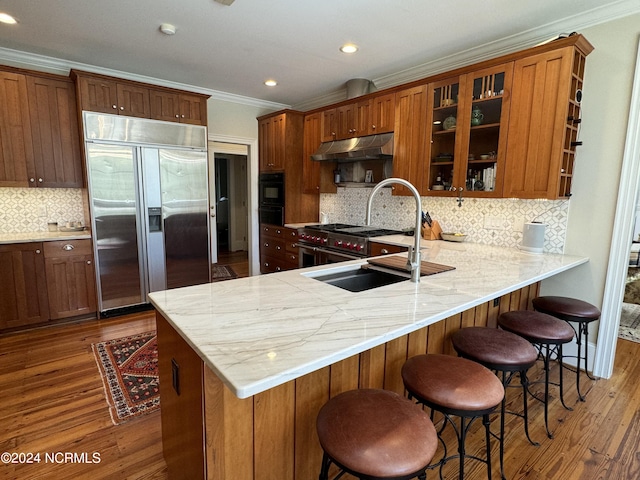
[35,249,41,254]
[29,178,35,183]
[380,248,389,254]
[120,106,125,110]
[372,125,376,130]
[87,260,92,265]
[264,242,269,247]
[62,244,74,251]
[112,105,117,109]
[276,245,281,251]
[264,262,269,267]
[181,114,185,118]
[38,178,43,183]
[175,114,180,118]
[275,266,281,271]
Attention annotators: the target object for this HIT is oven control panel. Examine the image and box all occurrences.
[298,232,328,245]
[330,233,366,253]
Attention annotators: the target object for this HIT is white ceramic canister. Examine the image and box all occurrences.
[520,222,546,253]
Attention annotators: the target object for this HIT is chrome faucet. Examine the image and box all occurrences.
[365,178,422,283]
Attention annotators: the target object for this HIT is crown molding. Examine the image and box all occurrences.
[294,0,640,111]
[0,47,290,111]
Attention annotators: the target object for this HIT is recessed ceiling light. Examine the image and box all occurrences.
[0,13,18,24]
[264,80,277,87]
[159,23,176,35]
[340,44,358,54]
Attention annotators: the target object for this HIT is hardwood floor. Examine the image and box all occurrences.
[214,248,249,278]
[0,312,167,480]
[1,310,639,479]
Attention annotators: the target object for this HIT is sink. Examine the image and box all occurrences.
[310,266,409,292]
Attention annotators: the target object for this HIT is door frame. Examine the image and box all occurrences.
[208,134,259,277]
[594,38,640,378]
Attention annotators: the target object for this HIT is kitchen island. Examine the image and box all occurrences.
[149,240,587,480]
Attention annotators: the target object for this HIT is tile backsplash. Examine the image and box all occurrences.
[0,188,86,233]
[320,188,569,253]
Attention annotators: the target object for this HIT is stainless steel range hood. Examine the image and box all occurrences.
[311,132,394,162]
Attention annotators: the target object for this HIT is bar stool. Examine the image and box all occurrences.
[532,296,601,401]
[498,310,575,438]
[401,354,504,480]
[316,388,438,480]
[451,327,540,479]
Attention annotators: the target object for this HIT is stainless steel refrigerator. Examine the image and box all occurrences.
[83,112,210,314]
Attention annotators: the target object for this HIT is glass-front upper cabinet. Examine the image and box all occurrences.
[426,63,513,198]
[426,77,460,195]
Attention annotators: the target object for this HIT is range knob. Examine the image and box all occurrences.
[345,242,352,249]
[335,240,343,247]
[311,236,317,242]
[322,238,328,244]
[356,244,364,252]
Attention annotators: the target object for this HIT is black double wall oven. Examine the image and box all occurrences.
[259,173,284,226]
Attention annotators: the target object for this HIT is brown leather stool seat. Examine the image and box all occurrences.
[316,389,438,480]
[498,310,575,438]
[401,354,504,480]
[532,296,601,401]
[452,327,539,479]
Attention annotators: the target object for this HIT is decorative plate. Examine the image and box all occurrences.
[442,116,457,130]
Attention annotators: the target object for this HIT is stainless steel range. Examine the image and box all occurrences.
[297,223,403,267]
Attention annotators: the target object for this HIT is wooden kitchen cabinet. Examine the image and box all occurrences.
[26,75,84,188]
[370,92,396,135]
[393,84,428,196]
[157,313,205,480]
[44,240,96,320]
[259,113,287,172]
[149,90,208,125]
[258,110,318,223]
[503,41,591,199]
[320,108,338,142]
[369,241,409,256]
[302,112,337,194]
[426,64,513,198]
[0,71,34,188]
[75,73,150,118]
[336,103,358,138]
[321,92,396,142]
[260,224,299,274]
[72,70,209,125]
[0,243,49,330]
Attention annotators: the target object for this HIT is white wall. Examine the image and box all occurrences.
[207,99,276,138]
[540,15,640,338]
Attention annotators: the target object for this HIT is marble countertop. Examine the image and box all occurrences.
[149,241,588,399]
[0,230,92,244]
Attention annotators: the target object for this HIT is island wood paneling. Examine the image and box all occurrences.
[8,307,640,480]
[193,282,541,479]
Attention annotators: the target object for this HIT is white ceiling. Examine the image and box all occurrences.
[0,0,638,110]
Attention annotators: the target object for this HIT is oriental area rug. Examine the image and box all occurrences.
[92,331,160,425]
[619,302,640,344]
[211,264,238,282]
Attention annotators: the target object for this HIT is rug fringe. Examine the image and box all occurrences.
[91,343,119,426]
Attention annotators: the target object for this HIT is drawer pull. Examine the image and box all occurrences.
[62,244,75,251]
[380,248,389,254]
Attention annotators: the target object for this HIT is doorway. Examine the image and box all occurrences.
[208,142,250,279]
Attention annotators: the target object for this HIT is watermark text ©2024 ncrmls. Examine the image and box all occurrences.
[1,451,101,464]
